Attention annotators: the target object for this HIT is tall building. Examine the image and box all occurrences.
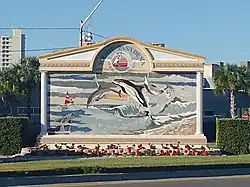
[240,61,250,72]
[0,29,25,70]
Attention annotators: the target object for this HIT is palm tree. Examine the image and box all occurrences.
[0,67,20,116]
[0,57,40,118]
[13,57,40,118]
[213,63,250,118]
[0,69,16,101]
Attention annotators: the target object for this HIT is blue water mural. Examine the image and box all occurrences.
[48,72,197,135]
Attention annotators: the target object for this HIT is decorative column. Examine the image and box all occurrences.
[195,71,204,135]
[40,71,48,135]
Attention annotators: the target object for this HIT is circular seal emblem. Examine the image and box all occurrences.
[111,52,131,71]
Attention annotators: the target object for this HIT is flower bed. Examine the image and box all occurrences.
[27,142,221,157]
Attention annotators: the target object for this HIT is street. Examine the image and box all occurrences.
[27,175,250,187]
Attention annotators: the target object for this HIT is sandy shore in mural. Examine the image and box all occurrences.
[145,117,196,135]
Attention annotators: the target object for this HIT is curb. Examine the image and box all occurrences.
[2,168,250,186]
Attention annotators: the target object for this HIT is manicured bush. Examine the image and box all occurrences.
[216,118,250,155]
[0,117,31,155]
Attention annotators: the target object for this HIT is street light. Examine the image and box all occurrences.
[79,0,104,46]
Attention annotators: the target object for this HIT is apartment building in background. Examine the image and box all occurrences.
[0,29,25,70]
[240,61,250,72]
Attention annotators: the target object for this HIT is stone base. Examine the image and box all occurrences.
[40,134,207,149]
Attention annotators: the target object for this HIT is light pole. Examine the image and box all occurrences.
[79,0,104,46]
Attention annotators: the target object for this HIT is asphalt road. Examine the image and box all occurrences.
[28,175,250,187]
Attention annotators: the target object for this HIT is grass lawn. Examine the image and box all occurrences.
[1,155,250,172]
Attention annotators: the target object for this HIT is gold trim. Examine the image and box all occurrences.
[39,67,92,72]
[142,43,205,60]
[38,36,206,60]
[41,60,91,63]
[153,60,201,63]
[40,61,90,67]
[153,62,203,68]
[48,48,98,61]
[153,67,204,72]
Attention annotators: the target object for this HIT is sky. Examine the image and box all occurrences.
[0,0,250,63]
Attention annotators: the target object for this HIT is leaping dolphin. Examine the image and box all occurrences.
[87,84,122,108]
[112,79,150,116]
[144,76,174,96]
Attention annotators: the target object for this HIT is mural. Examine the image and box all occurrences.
[48,72,197,135]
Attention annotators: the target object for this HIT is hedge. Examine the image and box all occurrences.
[0,117,38,155]
[216,118,250,155]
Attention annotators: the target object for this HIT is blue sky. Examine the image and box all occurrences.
[0,0,250,63]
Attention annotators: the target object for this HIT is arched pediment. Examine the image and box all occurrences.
[39,36,205,72]
[91,40,153,73]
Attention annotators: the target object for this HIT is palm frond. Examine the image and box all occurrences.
[213,63,249,94]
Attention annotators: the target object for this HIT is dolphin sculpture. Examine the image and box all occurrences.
[87,84,122,108]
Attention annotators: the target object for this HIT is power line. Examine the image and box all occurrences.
[0,27,79,30]
[0,27,109,39]
[0,27,109,53]
[87,32,108,39]
[10,47,78,52]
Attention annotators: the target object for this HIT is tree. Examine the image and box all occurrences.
[0,68,19,101]
[13,57,40,118]
[213,63,250,118]
[0,67,21,116]
[0,57,40,118]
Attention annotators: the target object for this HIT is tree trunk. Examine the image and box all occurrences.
[230,90,236,118]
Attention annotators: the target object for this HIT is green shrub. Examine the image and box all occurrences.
[0,117,31,155]
[216,118,250,155]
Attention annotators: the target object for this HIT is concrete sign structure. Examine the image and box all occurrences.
[39,36,206,146]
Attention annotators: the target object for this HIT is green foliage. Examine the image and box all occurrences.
[0,68,20,102]
[13,57,40,97]
[216,118,250,155]
[0,117,31,155]
[213,64,249,95]
[0,57,40,117]
[213,63,250,118]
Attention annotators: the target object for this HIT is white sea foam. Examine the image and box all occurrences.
[49,85,96,94]
[152,111,196,123]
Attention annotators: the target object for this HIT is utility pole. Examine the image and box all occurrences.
[79,0,104,46]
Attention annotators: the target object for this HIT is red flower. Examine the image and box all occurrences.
[160,150,165,155]
[203,151,209,156]
[172,150,179,156]
[136,149,141,156]
[127,147,132,153]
